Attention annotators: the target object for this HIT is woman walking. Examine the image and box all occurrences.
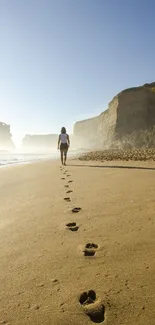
[58,127,70,165]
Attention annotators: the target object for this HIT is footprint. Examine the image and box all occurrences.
[72,207,81,213]
[66,190,73,194]
[79,290,105,323]
[64,197,71,202]
[61,178,65,180]
[65,185,69,188]
[67,174,71,177]
[83,243,98,257]
[66,222,79,232]
[68,180,73,183]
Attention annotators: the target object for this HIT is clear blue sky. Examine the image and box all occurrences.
[0,0,155,146]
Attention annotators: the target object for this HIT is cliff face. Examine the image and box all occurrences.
[22,134,58,150]
[73,82,155,148]
[0,122,15,150]
[74,116,100,148]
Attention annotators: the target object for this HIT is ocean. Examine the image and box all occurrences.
[0,150,81,167]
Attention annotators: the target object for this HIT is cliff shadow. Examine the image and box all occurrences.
[69,164,155,171]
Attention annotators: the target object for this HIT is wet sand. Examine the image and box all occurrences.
[0,159,155,324]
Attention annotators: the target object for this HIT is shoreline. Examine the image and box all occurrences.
[0,150,81,168]
[0,157,58,169]
[1,157,155,171]
[0,152,59,168]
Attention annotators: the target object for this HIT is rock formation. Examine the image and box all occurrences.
[22,134,80,151]
[22,134,58,150]
[74,82,155,148]
[0,122,15,150]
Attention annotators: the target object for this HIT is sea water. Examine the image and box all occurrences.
[0,149,81,167]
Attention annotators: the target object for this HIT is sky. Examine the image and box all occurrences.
[0,0,155,146]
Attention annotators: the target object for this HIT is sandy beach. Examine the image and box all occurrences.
[0,159,155,324]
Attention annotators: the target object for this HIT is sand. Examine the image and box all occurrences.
[0,159,155,324]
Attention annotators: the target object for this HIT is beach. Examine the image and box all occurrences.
[0,159,155,325]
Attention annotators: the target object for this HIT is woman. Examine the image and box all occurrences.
[58,127,70,165]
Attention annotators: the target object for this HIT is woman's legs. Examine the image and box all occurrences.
[60,146,68,165]
[60,150,63,165]
[64,150,68,165]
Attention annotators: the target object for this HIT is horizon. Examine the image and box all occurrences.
[1,0,155,147]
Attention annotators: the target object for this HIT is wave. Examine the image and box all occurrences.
[0,150,81,167]
[0,152,59,167]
